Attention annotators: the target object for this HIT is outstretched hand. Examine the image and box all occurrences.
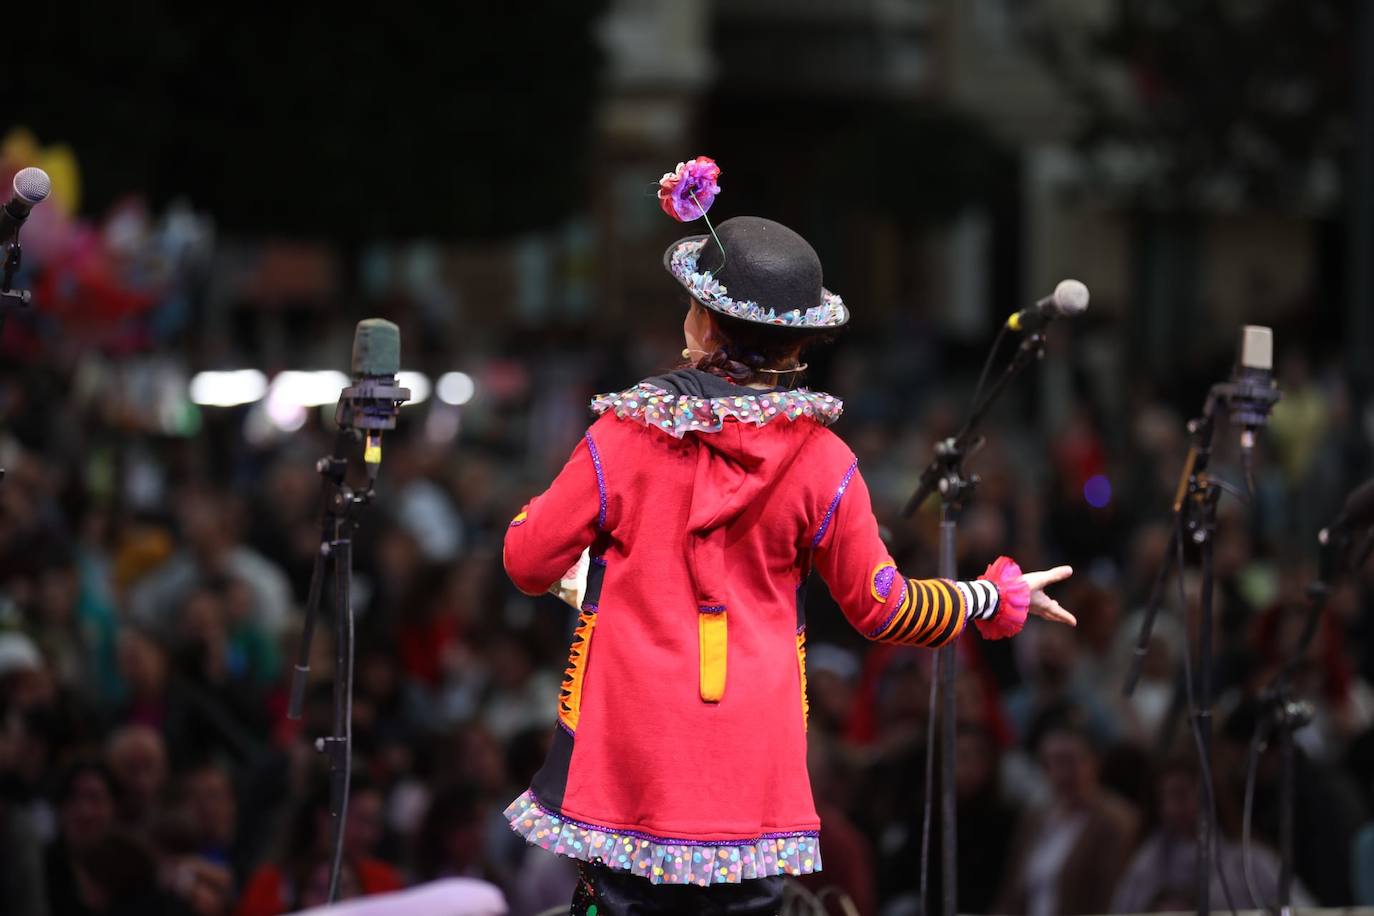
[1021,565,1076,626]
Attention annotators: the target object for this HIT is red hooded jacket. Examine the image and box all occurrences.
[502,370,1004,886]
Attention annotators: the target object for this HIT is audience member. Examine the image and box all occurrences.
[0,302,1369,914]
[994,712,1139,916]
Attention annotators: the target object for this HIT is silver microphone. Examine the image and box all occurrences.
[1006,279,1090,332]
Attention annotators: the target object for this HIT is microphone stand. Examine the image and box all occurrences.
[1245,516,1372,914]
[0,237,34,488]
[286,351,406,904]
[287,428,374,904]
[0,239,30,317]
[1258,681,1313,916]
[1270,543,1335,913]
[1123,382,1252,916]
[902,327,1050,916]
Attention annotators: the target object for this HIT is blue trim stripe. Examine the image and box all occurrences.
[584,431,607,530]
[812,459,858,548]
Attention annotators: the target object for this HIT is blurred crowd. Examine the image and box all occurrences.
[1,309,1373,916]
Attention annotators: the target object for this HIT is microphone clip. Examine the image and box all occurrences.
[335,379,409,432]
[0,241,31,307]
[0,241,32,347]
[1211,372,1282,431]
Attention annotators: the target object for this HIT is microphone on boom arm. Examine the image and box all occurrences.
[1004,279,1089,333]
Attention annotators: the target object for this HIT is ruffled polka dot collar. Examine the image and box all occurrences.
[591,382,843,438]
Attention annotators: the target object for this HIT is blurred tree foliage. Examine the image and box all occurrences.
[10,2,607,239]
[1022,0,1355,211]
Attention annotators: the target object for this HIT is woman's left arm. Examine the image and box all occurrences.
[503,432,606,597]
[810,460,1075,645]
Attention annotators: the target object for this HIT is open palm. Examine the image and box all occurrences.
[1021,565,1076,626]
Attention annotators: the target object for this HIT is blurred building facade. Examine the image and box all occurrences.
[57,0,1349,439]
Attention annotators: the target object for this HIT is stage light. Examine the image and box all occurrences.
[436,371,475,405]
[264,391,308,432]
[269,370,349,408]
[424,404,462,444]
[398,371,431,405]
[1084,473,1112,508]
[188,369,268,407]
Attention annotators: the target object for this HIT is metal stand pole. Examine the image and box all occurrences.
[326,506,355,903]
[0,239,30,486]
[937,512,958,916]
[1124,396,1232,916]
[1278,723,1294,914]
[285,431,371,905]
[1261,568,1329,915]
[904,331,1050,916]
[1196,518,1216,916]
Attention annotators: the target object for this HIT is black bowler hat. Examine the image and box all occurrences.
[663,216,849,330]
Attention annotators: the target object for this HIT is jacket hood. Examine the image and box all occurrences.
[594,369,841,614]
[640,369,813,532]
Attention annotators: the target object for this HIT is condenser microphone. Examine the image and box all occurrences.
[0,168,52,248]
[336,319,409,481]
[1223,326,1281,461]
[1005,279,1090,332]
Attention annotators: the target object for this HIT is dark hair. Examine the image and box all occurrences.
[413,783,486,880]
[691,305,833,385]
[280,772,380,865]
[55,759,118,805]
[1026,701,1097,755]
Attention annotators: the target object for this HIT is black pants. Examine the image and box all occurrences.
[570,862,784,916]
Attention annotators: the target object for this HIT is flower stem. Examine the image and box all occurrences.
[690,189,726,274]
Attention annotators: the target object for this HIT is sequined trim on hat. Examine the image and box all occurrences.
[591,383,843,439]
[668,238,848,329]
[504,790,821,886]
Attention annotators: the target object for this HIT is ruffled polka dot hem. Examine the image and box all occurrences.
[503,790,822,886]
[591,383,843,439]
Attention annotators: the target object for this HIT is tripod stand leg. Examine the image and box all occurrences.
[288,535,329,720]
[327,525,355,903]
[1124,523,1180,696]
[1279,724,1294,913]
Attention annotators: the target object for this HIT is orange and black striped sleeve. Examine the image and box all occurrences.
[810,460,1000,648]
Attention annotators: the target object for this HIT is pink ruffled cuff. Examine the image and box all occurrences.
[975,556,1030,640]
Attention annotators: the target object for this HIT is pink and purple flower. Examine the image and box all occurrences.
[659,156,721,222]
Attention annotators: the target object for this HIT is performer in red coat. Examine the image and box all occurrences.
[503,160,1075,914]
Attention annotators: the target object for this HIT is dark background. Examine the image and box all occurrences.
[1,2,1373,914]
